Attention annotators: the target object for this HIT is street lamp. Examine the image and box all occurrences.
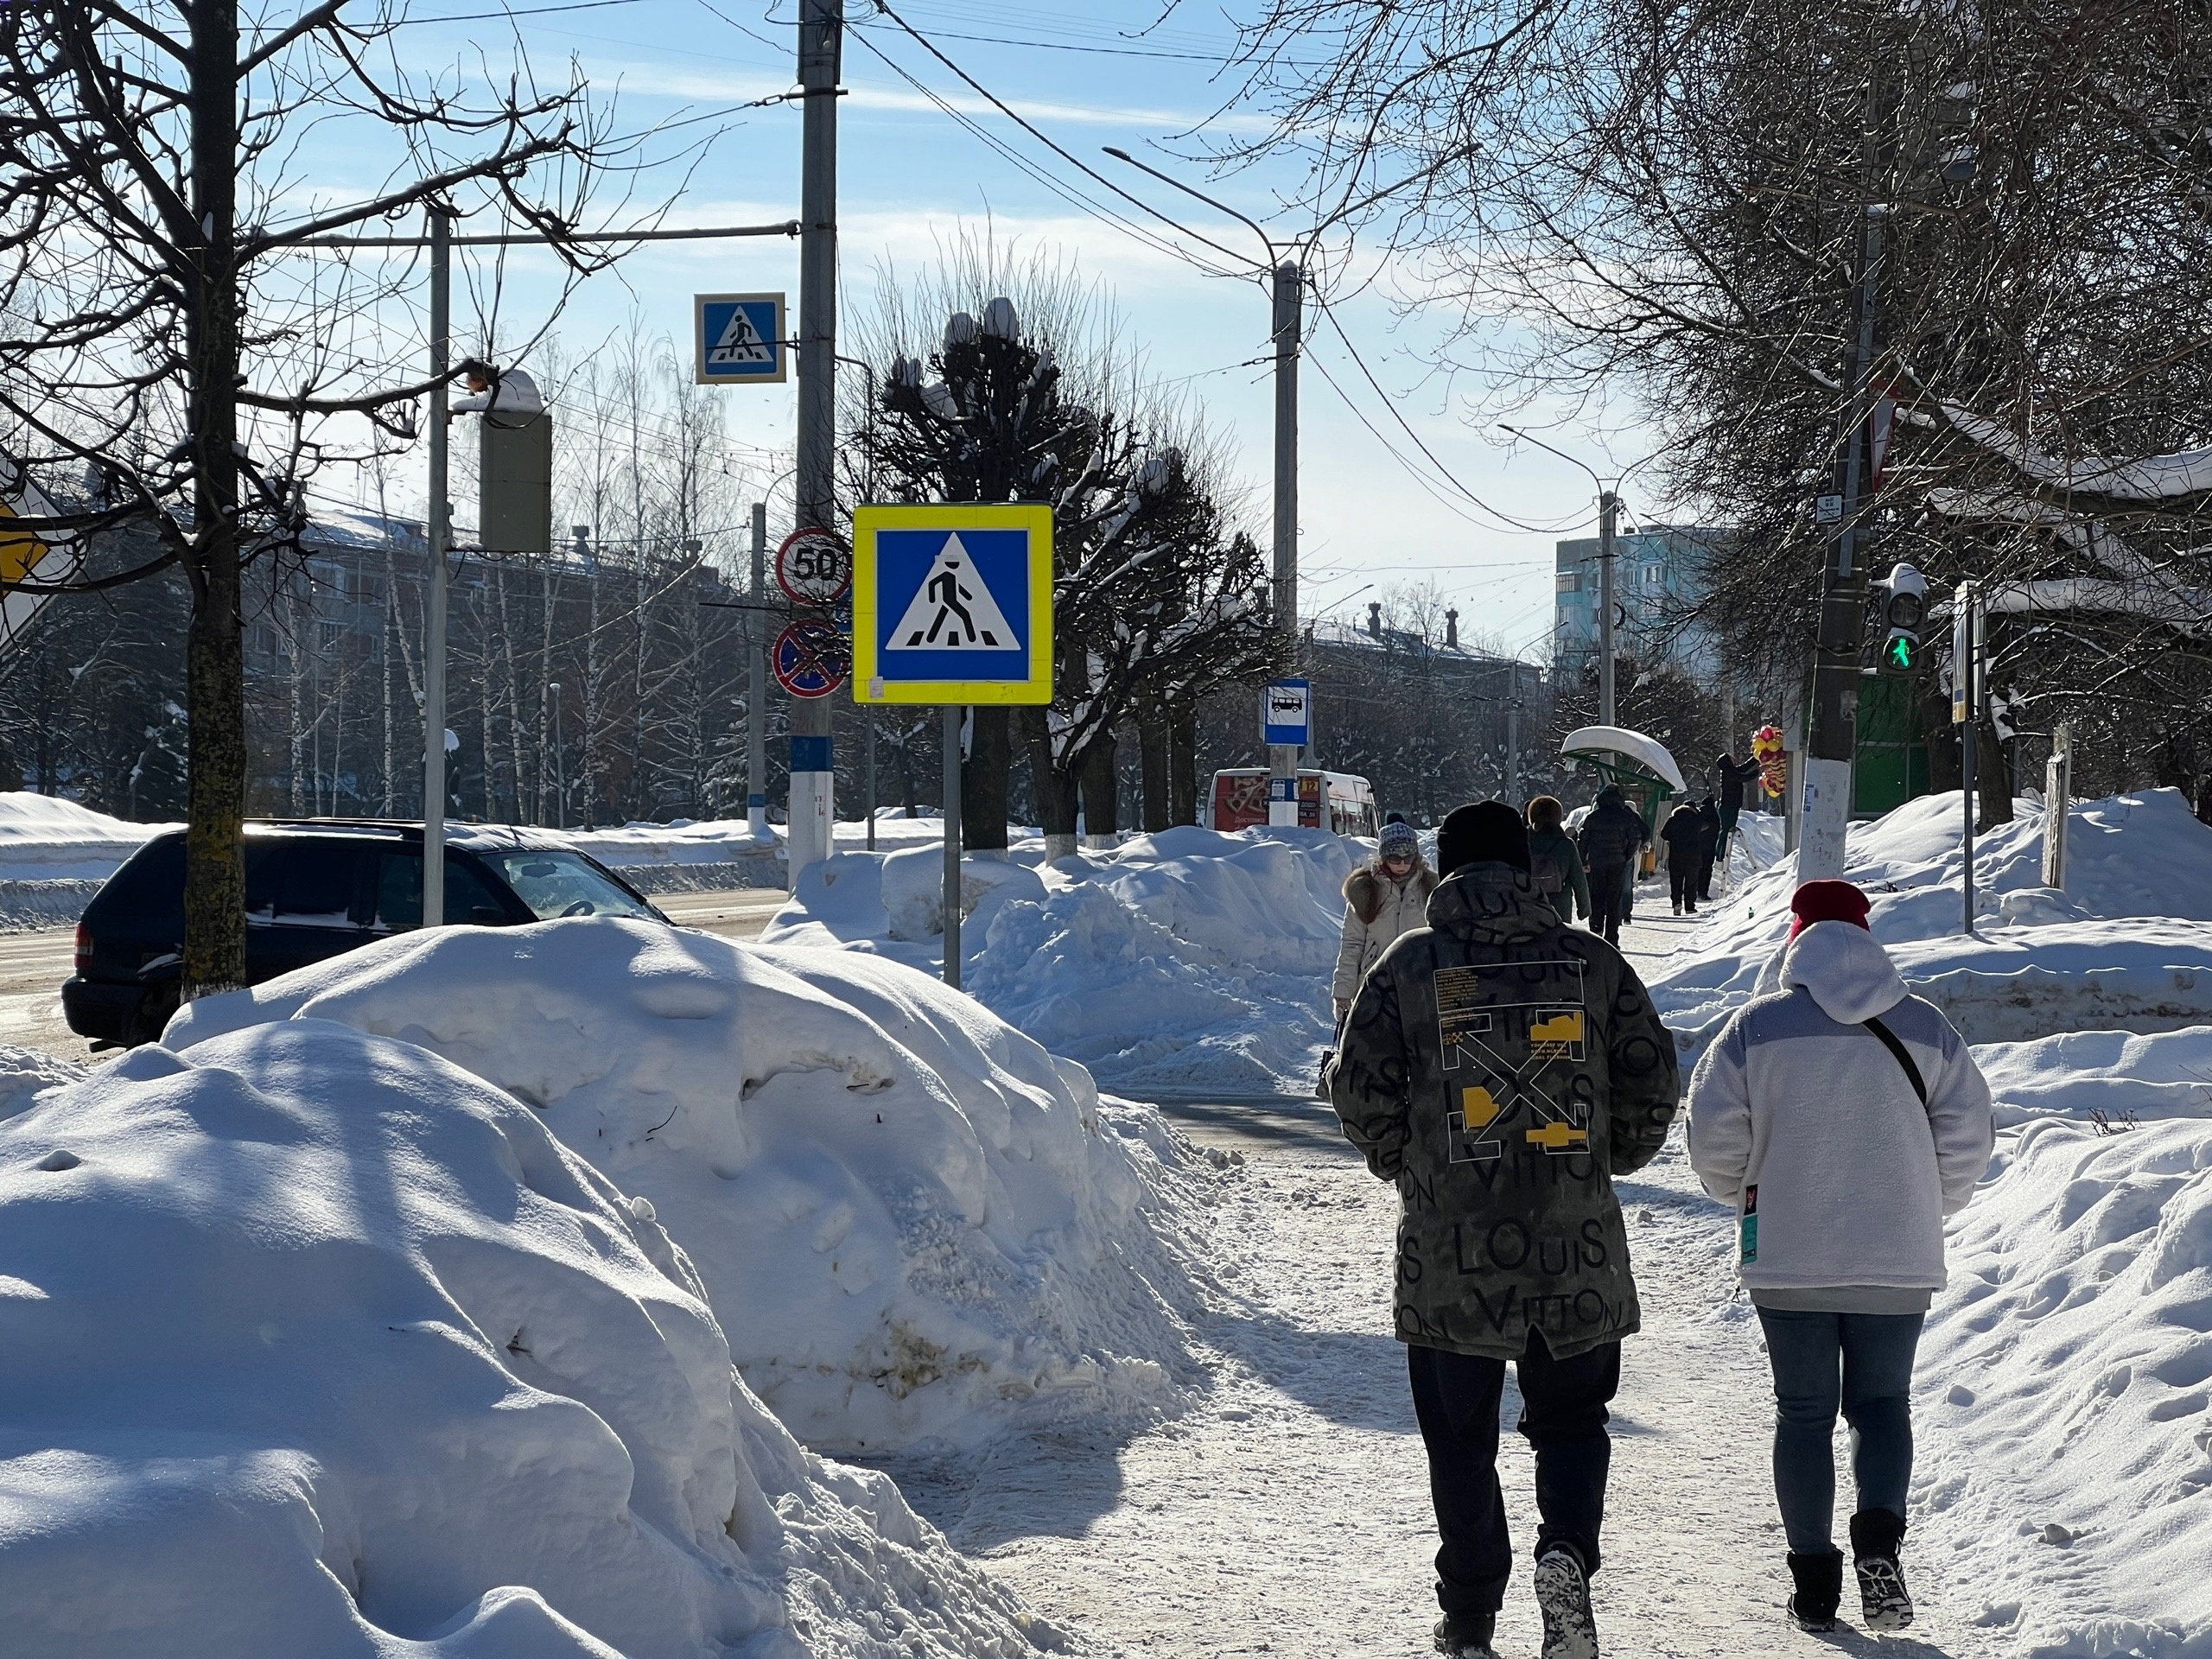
[1103,146,1311,827]
[1497,426,1655,731]
[548,682,564,829]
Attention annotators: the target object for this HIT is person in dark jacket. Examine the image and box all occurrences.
[1328,801,1680,1659]
[1524,796,1592,925]
[1659,800,1706,915]
[1578,786,1647,945]
[1715,753,1760,841]
[1694,798,1724,902]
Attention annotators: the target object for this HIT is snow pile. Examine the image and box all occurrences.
[167,918,1213,1455]
[1916,1039,2212,1656]
[1651,789,2212,1063]
[0,1042,79,1122]
[0,1019,1076,1657]
[765,826,1361,1095]
[568,815,962,892]
[0,792,170,931]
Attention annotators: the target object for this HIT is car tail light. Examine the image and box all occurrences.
[73,923,94,977]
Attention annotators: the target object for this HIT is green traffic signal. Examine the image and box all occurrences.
[1880,629,1921,674]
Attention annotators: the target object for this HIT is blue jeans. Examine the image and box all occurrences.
[1755,1308,1923,1554]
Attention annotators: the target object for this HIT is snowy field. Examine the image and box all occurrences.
[0,793,175,931]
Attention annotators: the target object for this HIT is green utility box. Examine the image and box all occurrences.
[480,410,553,555]
[1853,674,1931,816]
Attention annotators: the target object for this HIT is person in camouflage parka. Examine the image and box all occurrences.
[1329,861,1679,1357]
[1325,802,1678,1656]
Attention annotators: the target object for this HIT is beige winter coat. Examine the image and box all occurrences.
[1333,861,1440,1005]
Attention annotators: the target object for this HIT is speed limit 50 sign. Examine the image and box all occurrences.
[777,527,851,607]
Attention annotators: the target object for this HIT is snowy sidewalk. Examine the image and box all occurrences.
[872,897,1989,1658]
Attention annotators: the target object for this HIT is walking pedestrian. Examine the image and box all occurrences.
[1658,799,1705,916]
[1694,797,1724,902]
[1328,801,1680,1659]
[1686,880,1993,1636]
[1524,796,1591,925]
[1577,786,1646,945]
[1332,814,1438,1025]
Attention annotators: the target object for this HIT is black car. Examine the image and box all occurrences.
[64,820,667,1047]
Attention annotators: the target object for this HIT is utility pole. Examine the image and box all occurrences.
[787,0,842,890]
[1268,260,1303,826]
[1597,490,1619,728]
[748,501,769,840]
[423,207,452,930]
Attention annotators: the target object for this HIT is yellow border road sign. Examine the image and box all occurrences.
[852,503,1053,704]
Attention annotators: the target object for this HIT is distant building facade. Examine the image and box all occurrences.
[1553,524,1728,685]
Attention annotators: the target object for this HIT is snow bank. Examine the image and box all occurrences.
[1652,790,2212,1065]
[567,815,965,884]
[1916,1043,2212,1656]
[0,792,170,931]
[766,826,1361,1096]
[0,1043,79,1122]
[0,1020,1075,1657]
[166,918,1212,1456]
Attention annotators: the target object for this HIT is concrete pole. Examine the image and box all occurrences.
[422,207,451,928]
[786,0,840,889]
[747,502,768,840]
[1597,490,1618,728]
[1267,260,1303,827]
[942,705,963,988]
[1504,671,1521,803]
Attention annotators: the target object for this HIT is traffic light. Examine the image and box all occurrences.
[1874,562,1928,677]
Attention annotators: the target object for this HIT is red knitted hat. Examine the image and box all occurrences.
[1788,879,1872,940]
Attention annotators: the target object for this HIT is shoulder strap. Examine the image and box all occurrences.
[1862,1014,1928,1106]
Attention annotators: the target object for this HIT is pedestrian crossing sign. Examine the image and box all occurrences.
[852,504,1053,704]
[693,293,786,384]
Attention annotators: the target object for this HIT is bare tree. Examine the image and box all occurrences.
[0,1,639,993]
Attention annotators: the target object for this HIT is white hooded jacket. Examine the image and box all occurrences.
[1687,921,1993,1294]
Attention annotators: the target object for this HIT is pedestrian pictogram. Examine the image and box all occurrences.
[850,503,1053,704]
[886,534,1019,651]
[693,293,786,385]
[773,620,850,698]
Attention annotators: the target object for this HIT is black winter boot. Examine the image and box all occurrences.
[1850,1509,1913,1631]
[1785,1550,1843,1630]
[1433,1610,1498,1657]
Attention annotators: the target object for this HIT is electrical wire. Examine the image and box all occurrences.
[1310,296,1595,537]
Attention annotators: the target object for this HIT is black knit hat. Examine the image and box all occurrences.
[1436,800,1530,875]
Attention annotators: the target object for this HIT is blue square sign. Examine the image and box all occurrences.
[694,292,785,385]
[851,504,1054,704]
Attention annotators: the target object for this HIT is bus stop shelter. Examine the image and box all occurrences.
[1560,726,1688,873]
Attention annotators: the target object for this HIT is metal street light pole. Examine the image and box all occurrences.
[748,501,769,840]
[548,681,563,827]
[1103,147,1305,823]
[1498,426,1642,730]
[787,0,842,890]
[423,207,451,928]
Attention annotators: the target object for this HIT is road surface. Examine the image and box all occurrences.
[0,887,790,1065]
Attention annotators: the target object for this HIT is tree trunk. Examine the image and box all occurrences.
[1079,734,1118,849]
[1975,715,2013,827]
[1020,706,1079,858]
[1139,715,1170,832]
[1170,708,1199,826]
[963,706,1011,852]
[182,0,249,999]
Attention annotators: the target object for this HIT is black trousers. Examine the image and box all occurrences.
[1669,863,1696,909]
[1586,863,1629,943]
[1697,853,1717,900]
[1408,1335,1621,1616]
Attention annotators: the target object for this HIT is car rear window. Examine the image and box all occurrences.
[480,850,657,922]
[246,842,365,926]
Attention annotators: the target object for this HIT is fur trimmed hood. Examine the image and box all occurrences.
[1344,860,1438,925]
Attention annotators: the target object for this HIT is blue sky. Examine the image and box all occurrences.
[327,0,1667,659]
